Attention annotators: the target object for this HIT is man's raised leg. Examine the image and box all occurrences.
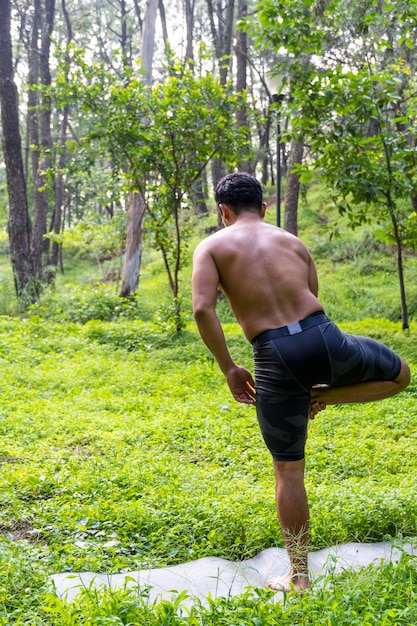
[267,458,310,593]
[311,359,410,413]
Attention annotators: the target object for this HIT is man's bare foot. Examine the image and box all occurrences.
[267,571,310,593]
[309,384,329,419]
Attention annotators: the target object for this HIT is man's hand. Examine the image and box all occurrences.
[225,366,256,405]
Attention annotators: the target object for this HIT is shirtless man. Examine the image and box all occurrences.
[191,172,410,593]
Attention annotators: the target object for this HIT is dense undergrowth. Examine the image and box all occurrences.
[0,196,416,623]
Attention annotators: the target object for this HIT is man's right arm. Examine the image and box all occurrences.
[192,243,255,404]
[192,243,235,375]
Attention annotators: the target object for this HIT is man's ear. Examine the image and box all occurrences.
[261,202,267,219]
[219,203,231,223]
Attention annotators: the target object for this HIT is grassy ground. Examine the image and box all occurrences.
[0,197,416,623]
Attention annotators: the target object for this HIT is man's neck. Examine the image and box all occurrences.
[226,211,263,227]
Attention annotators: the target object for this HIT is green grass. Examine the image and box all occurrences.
[0,194,416,622]
[0,314,415,622]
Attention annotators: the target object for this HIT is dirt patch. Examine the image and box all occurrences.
[0,520,42,544]
[0,455,25,464]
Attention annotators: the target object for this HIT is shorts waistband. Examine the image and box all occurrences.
[251,311,328,347]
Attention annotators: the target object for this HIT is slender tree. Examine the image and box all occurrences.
[120,0,158,297]
[183,0,209,215]
[184,0,195,65]
[49,0,73,275]
[0,0,37,300]
[30,0,55,278]
[252,0,330,228]
[235,0,250,172]
[283,137,304,235]
[205,0,236,190]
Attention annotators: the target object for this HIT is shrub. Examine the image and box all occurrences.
[28,283,152,324]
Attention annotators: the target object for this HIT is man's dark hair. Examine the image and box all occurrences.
[215,172,263,215]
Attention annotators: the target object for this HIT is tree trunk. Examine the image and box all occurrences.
[205,0,235,84]
[120,0,158,296]
[158,0,169,48]
[192,175,208,214]
[49,0,72,275]
[259,112,271,185]
[0,0,36,301]
[206,0,235,222]
[284,137,304,235]
[30,0,55,279]
[219,0,235,85]
[211,157,226,228]
[184,0,195,65]
[141,0,158,87]
[50,106,68,274]
[184,0,208,214]
[120,0,129,67]
[388,201,409,330]
[27,0,40,204]
[235,0,250,172]
[120,191,146,297]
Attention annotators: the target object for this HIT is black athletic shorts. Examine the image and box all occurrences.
[252,311,402,462]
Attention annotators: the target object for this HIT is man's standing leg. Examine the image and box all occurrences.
[267,458,310,592]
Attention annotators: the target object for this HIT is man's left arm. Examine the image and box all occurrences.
[307,252,319,296]
[192,245,255,405]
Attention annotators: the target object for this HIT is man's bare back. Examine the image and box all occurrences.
[193,208,323,342]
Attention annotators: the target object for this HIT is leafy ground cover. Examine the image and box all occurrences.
[0,197,416,622]
[0,313,415,623]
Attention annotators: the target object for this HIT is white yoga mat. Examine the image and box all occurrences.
[52,541,416,604]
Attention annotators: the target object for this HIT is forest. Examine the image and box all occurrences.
[0,0,417,623]
[0,0,416,326]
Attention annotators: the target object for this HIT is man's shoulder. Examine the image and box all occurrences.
[194,229,228,255]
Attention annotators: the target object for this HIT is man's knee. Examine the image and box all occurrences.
[273,458,305,482]
[395,359,411,392]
